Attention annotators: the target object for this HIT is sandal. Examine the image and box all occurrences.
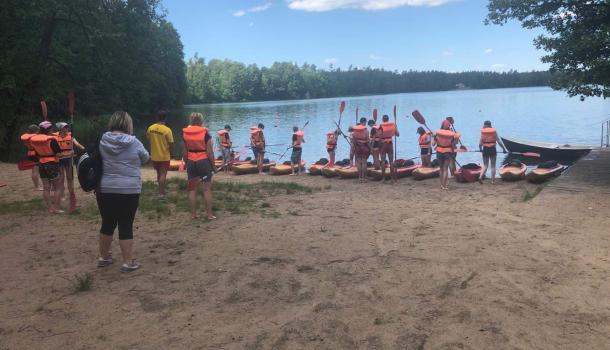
[120,260,141,273]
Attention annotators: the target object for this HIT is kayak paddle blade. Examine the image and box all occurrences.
[339,101,346,114]
[412,110,426,125]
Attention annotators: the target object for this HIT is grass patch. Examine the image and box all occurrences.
[0,198,45,214]
[522,185,545,202]
[72,272,94,293]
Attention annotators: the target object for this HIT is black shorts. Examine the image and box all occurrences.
[420,148,431,156]
[291,147,302,163]
[252,146,265,158]
[436,152,454,166]
[39,162,60,180]
[371,141,380,149]
[482,147,497,157]
[186,159,213,183]
[59,157,73,168]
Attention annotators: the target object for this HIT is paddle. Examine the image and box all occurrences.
[468,150,540,157]
[373,109,378,123]
[67,90,77,212]
[277,120,310,161]
[338,101,346,127]
[393,105,397,165]
[40,100,48,121]
[446,116,467,151]
[333,120,352,146]
[356,106,359,124]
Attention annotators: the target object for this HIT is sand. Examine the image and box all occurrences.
[0,162,609,349]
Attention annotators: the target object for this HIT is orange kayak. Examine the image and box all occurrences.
[233,162,276,175]
[368,164,421,180]
[270,161,306,176]
[499,163,527,181]
[308,164,324,176]
[321,166,338,178]
[412,167,440,180]
[455,164,484,183]
[526,164,565,184]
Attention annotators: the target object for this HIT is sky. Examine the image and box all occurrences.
[162,0,549,72]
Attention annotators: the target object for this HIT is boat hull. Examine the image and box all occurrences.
[501,136,591,162]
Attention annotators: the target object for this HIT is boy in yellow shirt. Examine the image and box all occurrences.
[146,110,174,198]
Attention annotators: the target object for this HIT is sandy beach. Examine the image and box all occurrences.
[0,162,609,349]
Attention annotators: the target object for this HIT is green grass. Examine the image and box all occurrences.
[0,198,45,214]
[522,185,545,202]
[72,272,94,293]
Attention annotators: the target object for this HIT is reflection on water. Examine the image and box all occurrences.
[145,87,607,175]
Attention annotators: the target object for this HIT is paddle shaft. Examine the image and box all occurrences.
[277,120,309,161]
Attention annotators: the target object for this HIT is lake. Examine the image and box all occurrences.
[169,87,610,166]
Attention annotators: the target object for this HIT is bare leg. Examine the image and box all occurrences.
[202,181,215,219]
[41,178,53,212]
[188,184,198,218]
[118,239,133,264]
[58,167,66,201]
[490,154,497,183]
[51,177,64,212]
[99,234,113,259]
[66,166,77,211]
[157,168,168,195]
[449,156,456,176]
[31,167,41,190]
[329,150,335,167]
[388,152,396,182]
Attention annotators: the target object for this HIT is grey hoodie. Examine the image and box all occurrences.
[99,132,150,194]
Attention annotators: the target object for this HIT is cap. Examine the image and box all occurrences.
[56,122,68,130]
[39,121,53,129]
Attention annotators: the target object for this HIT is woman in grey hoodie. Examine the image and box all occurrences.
[97,111,149,272]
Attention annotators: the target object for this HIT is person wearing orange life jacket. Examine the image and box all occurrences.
[217,124,233,173]
[30,121,64,213]
[21,124,42,190]
[434,119,460,190]
[55,122,84,212]
[290,126,305,175]
[325,129,339,168]
[479,120,507,184]
[445,117,461,176]
[347,126,355,166]
[250,123,266,174]
[417,127,433,167]
[368,119,381,170]
[353,117,370,182]
[183,113,217,220]
[379,114,400,182]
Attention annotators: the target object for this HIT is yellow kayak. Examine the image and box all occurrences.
[368,164,421,180]
[232,162,276,175]
[412,167,440,180]
[270,161,306,176]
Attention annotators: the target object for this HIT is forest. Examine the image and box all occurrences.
[185,57,551,104]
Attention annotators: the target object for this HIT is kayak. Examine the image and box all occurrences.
[455,164,484,183]
[368,164,421,180]
[233,162,276,175]
[412,167,440,180]
[308,164,324,176]
[526,164,565,184]
[270,161,306,176]
[335,166,359,179]
[499,163,527,181]
[321,166,338,178]
[17,160,36,171]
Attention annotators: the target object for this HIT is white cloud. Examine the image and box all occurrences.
[324,57,339,64]
[368,54,382,60]
[442,50,453,56]
[288,0,451,12]
[484,48,493,54]
[491,63,506,71]
[233,3,272,17]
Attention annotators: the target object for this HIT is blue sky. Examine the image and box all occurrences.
[162,0,548,72]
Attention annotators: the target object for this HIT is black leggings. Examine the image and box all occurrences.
[96,193,140,240]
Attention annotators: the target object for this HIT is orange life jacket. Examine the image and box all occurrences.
[55,132,73,158]
[380,122,396,142]
[419,132,432,149]
[20,133,37,157]
[217,130,231,148]
[370,124,381,143]
[30,134,59,164]
[352,124,367,143]
[326,132,337,150]
[481,127,497,148]
[435,129,456,153]
[293,131,304,148]
[250,127,263,148]
[182,125,209,161]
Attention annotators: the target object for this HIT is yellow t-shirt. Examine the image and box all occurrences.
[146,123,174,162]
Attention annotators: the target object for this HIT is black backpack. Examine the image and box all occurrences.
[77,142,103,192]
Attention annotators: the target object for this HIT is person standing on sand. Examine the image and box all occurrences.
[348,126,355,167]
[250,123,266,174]
[368,119,381,170]
[55,122,85,212]
[434,120,459,190]
[97,111,149,272]
[217,124,233,173]
[20,124,42,190]
[183,113,217,220]
[290,126,305,175]
[352,117,370,182]
[446,117,459,176]
[146,110,174,198]
[417,127,432,167]
[325,129,339,167]
[379,114,399,182]
[479,120,507,184]
[30,121,64,213]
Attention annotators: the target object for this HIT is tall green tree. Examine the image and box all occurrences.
[486,0,610,98]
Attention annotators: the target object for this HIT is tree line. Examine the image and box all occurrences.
[185,57,551,104]
[0,0,186,161]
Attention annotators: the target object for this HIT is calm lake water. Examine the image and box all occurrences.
[168,87,610,165]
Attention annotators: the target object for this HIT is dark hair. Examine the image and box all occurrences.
[417,126,425,135]
[293,126,298,132]
[224,124,231,130]
[258,123,264,129]
[382,114,389,122]
[484,120,492,127]
[157,110,168,121]
[367,119,375,126]
[359,117,367,124]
